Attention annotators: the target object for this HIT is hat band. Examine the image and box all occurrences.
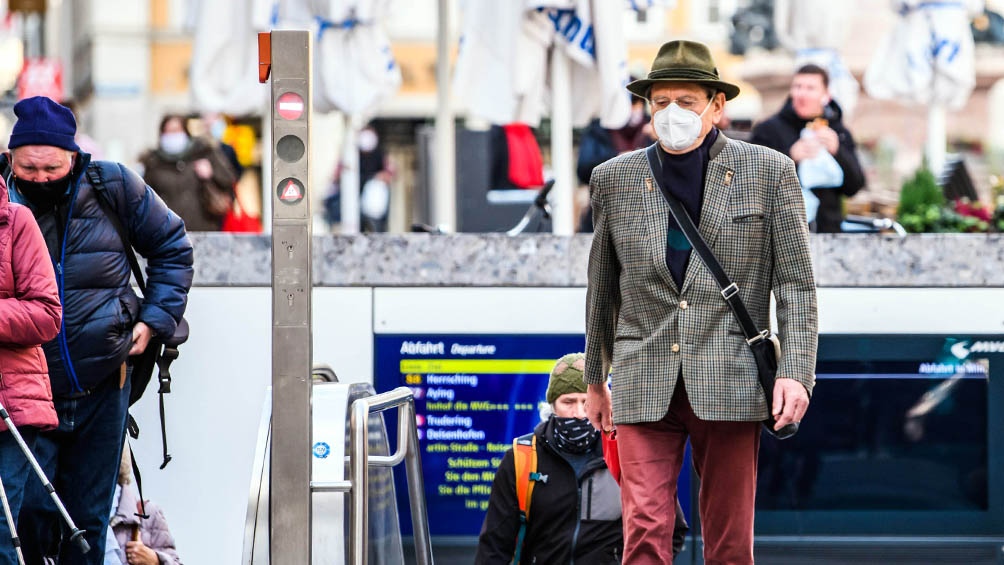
[647,68,721,82]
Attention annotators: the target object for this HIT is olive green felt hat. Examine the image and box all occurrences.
[546,353,587,404]
[627,40,740,101]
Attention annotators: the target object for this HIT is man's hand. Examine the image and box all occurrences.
[814,126,840,155]
[586,383,613,433]
[125,540,158,565]
[772,378,809,431]
[788,138,820,163]
[129,322,154,356]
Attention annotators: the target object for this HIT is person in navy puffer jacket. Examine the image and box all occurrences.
[0,96,193,565]
[0,172,62,565]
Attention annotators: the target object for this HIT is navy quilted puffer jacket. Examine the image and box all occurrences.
[0,152,193,395]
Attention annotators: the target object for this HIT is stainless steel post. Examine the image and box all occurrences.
[349,399,370,565]
[405,399,434,565]
[267,29,313,565]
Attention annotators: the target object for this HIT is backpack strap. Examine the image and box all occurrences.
[87,164,174,468]
[85,164,146,293]
[512,432,546,564]
[128,438,149,520]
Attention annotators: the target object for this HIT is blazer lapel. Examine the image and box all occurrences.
[680,146,734,295]
[642,173,680,294]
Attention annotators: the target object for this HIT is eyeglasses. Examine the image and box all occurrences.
[650,95,711,113]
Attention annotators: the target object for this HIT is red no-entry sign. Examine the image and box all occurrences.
[276,92,304,120]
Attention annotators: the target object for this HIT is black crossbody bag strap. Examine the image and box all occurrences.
[644,144,767,344]
[86,165,174,468]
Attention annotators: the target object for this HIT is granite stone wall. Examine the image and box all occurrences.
[189,233,1004,288]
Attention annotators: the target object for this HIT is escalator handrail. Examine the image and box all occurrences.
[348,387,433,565]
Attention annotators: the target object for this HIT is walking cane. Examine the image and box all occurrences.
[0,470,26,565]
[0,400,90,554]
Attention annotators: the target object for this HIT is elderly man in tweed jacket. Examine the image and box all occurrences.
[584,40,818,564]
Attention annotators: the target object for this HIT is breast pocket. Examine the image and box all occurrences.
[731,204,767,225]
[720,206,769,267]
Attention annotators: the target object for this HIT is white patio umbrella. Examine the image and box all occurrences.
[189,0,274,115]
[452,0,633,234]
[301,0,402,234]
[309,0,402,120]
[453,0,631,130]
[774,0,859,118]
[864,0,984,175]
[190,0,402,234]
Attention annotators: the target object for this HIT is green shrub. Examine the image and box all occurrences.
[897,168,944,233]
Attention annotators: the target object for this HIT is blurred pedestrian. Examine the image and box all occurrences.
[585,41,817,564]
[609,92,656,155]
[196,113,243,182]
[192,113,261,233]
[140,114,236,231]
[108,445,182,565]
[357,125,394,233]
[577,92,656,233]
[1,95,193,564]
[750,64,865,232]
[0,172,62,565]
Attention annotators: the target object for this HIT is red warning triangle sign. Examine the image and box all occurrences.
[280,180,302,201]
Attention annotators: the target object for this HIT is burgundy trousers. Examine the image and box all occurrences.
[617,381,761,565]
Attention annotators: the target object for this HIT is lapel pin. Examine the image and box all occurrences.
[724,170,734,186]
[645,177,654,192]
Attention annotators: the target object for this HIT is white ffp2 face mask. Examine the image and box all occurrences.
[653,101,712,151]
[160,132,190,155]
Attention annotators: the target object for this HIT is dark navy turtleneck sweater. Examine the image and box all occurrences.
[657,128,718,287]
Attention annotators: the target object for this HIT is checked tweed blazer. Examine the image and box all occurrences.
[584,134,818,425]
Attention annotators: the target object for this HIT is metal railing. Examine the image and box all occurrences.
[310,387,433,565]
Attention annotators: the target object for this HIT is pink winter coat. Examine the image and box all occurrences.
[0,180,61,432]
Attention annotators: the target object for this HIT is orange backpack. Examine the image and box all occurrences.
[512,433,547,563]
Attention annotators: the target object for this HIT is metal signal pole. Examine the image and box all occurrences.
[259,29,313,564]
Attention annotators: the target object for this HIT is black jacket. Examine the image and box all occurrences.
[750,98,865,233]
[0,154,193,395]
[476,418,623,564]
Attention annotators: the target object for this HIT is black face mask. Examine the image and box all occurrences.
[552,416,599,454]
[16,173,73,212]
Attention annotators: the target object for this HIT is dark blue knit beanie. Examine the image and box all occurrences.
[9,96,80,152]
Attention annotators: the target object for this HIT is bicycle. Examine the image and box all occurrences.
[411,179,556,236]
[840,214,907,236]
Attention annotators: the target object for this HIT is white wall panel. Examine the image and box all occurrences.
[128,287,372,565]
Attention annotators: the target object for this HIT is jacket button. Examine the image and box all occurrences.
[679,300,688,309]
[671,343,680,353]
